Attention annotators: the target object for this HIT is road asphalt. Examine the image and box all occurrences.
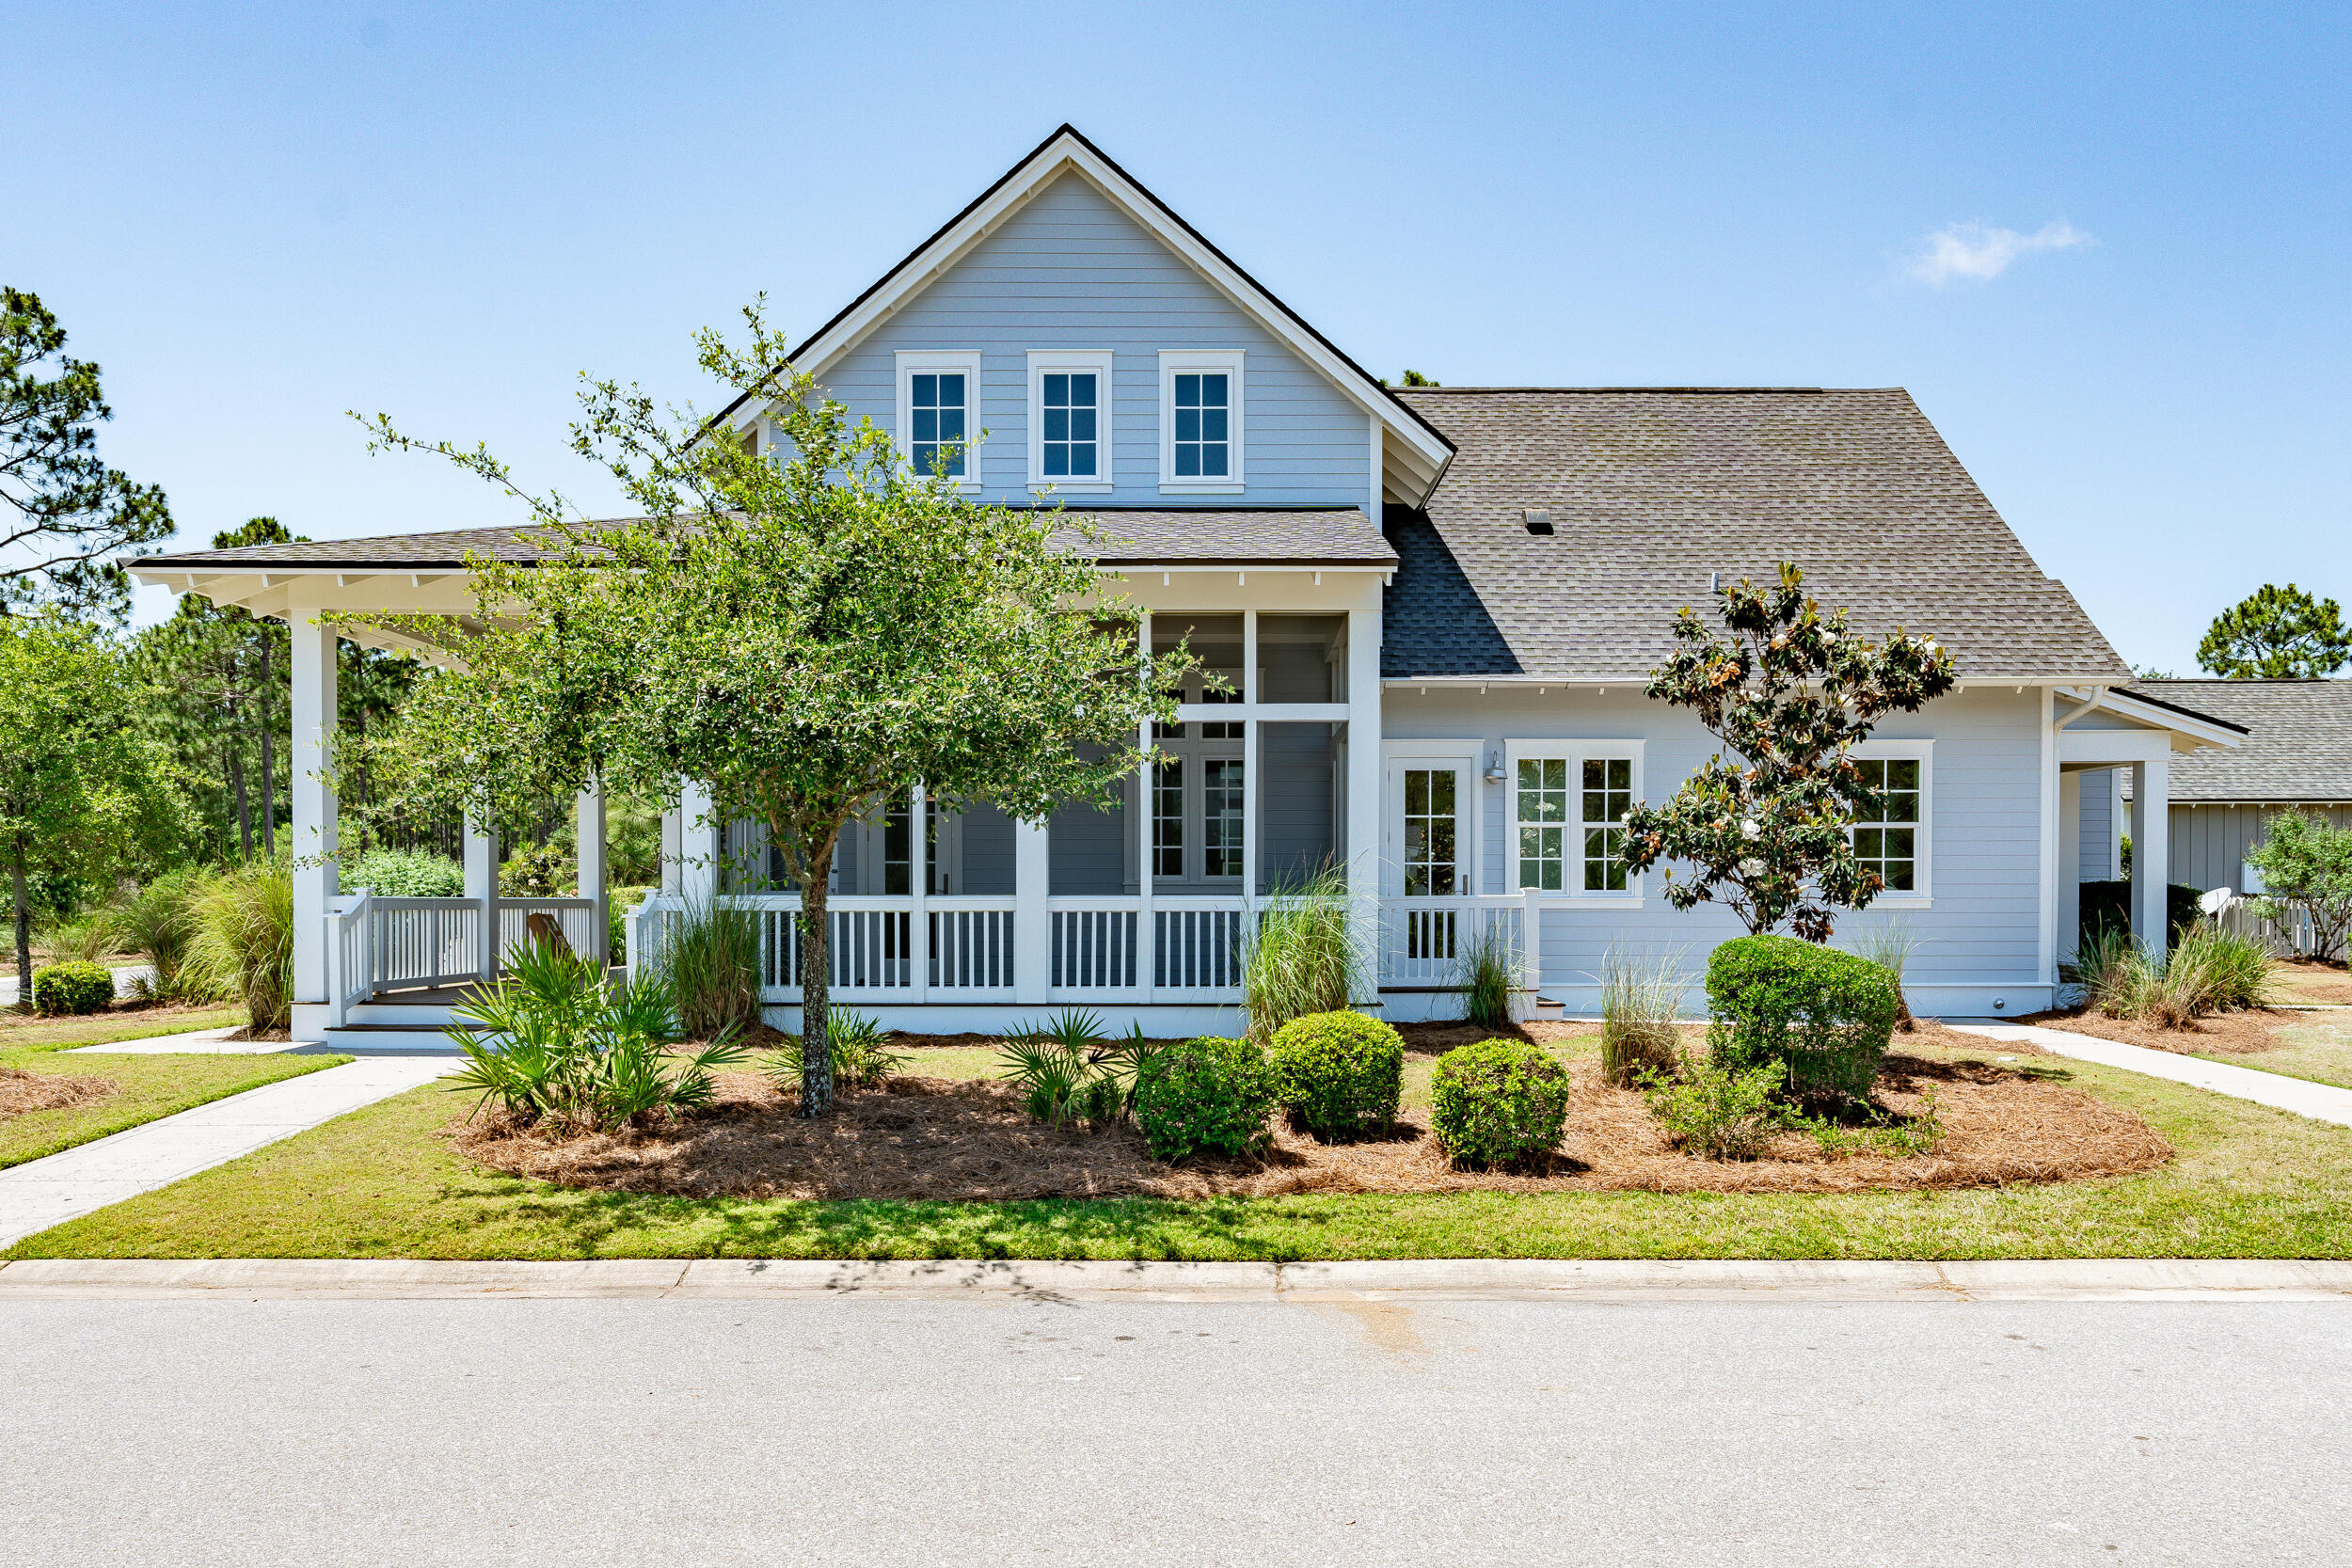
[2,1291,2344,1565]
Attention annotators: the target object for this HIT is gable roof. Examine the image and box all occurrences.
[2125,679,2352,802]
[712,124,1455,503]
[1379,387,2131,684]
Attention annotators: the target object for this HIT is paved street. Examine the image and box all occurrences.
[3,1291,2344,1566]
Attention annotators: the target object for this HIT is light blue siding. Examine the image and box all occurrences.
[812,172,1374,512]
[2078,768,2119,880]
[1381,685,2050,998]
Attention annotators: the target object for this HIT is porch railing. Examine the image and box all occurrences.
[325,893,605,1024]
[1375,890,1541,990]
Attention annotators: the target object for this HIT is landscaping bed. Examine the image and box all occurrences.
[451,1022,2167,1201]
[0,1065,115,1120]
[2022,1006,2304,1056]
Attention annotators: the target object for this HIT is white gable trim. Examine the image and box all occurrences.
[728,128,1454,502]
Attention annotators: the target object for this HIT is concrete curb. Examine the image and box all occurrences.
[2,1257,2347,1302]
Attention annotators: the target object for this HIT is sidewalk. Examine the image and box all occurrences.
[1948,1022,2352,1128]
[0,1056,456,1249]
[66,1026,296,1055]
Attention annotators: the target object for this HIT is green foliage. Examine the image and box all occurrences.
[0,286,174,621]
[1267,1009,1403,1141]
[348,299,1188,1112]
[2197,584,2352,680]
[36,913,115,963]
[1241,864,1359,1045]
[767,1010,907,1096]
[997,1009,1152,1128]
[1132,1036,1277,1160]
[0,612,192,1006]
[186,862,294,1031]
[447,942,745,1135]
[1428,1037,1572,1170]
[1706,934,1898,1105]
[498,842,567,897]
[1622,562,1956,941]
[2077,879,2201,949]
[1598,947,1684,1087]
[1641,1051,1788,1160]
[108,865,210,1001]
[30,960,113,1015]
[1846,918,1917,1029]
[1454,917,1519,1030]
[2246,810,2352,961]
[343,847,464,898]
[1398,369,1440,388]
[657,895,761,1041]
[2066,920,2272,1025]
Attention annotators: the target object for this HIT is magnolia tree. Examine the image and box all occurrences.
[353,303,1187,1112]
[1620,563,1958,942]
[2246,811,2352,962]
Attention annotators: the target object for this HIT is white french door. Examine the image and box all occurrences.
[1383,759,1473,899]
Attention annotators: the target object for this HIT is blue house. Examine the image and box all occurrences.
[136,126,2243,1046]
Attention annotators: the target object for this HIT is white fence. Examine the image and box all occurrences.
[1375,890,1541,990]
[2206,890,2326,958]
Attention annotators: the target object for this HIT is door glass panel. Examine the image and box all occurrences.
[1402,768,1458,896]
[1203,759,1245,878]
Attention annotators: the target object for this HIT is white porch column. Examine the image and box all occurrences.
[464,813,500,980]
[576,780,608,966]
[1014,816,1051,1004]
[2058,771,2084,962]
[288,611,339,1007]
[678,781,717,906]
[1344,606,1383,1003]
[2131,756,2171,950]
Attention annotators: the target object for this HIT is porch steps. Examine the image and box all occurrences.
[318,1021,479,1055]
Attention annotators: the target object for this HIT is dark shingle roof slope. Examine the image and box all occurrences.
[137,507,1392,573]
[1382,388,2129,682]
[2127,680,2352,803]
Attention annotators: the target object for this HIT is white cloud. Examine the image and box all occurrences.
[1910,219,2092,284]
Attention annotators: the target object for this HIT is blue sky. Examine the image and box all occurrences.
[11,2,2346,673]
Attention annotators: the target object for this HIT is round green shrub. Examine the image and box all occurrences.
[1268,1009,1404,1140]
[1428,1037,1571,1170]
[1705,934,1899,1104]
[1133,1037,1278,1161]
[31,960,114,1016]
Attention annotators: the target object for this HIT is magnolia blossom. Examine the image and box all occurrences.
[1740,817,1761,841]
[1739,857,1767,878]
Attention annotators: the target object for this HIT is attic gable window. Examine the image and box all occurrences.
[1026,350,1113,491]
[1159,349,1244,493]
[895,350,981,488]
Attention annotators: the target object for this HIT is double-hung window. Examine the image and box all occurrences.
[1851,750,1930,899]
[1158,350,1244,492]
[896,351,981,488]
[1026,350,1113,490]
[1507,743,1644,898]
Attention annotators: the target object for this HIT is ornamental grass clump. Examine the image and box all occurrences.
[29,960,113,1016]
[1705,934,1898,1107]
[1428,1037,1571,1170]
[107,865,209,1002]
[1454,917,1520,1031]
[1267,1009,1403,1141]
[660,894,762,1041]
[2067,921,2272,1026]
[1242,865,1360,1045]
[185,861,294,1032]
[447,941,745,1136]
[1132,1036,1277,1161]
[1597,946,1683,1087]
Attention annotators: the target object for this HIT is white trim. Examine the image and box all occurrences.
[747,131,1454,499]
[2072,687,2246,751]
[2040,686,2059,983]
[1380,741,1483,899]
[1501,739,1648,904]
[1158,349,1245,494]
[1025,349,1114,492]
[1851,738,1934,909]
[893,350,982,490]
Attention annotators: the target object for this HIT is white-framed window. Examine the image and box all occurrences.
[1158,349,1244,493]
[1505,741,1645,899]
[1025,350,1113,491]
[1147,722,1246,889]
[894,350,981,488]
[1850,741,1932,904]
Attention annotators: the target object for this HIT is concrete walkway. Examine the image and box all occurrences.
[1949,1021,2352,1127]
[0,1256,2347,1300]
[64,1026,298,1055]
[0,1056,457,1249]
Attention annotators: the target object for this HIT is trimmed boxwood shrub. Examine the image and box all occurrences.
[1428,1037,1571,1170]
[1133,1037,1278,1161]
[1269,1009,1403,1140]
[1706,934,1898,1104]
[31,960,114,1016]
[2079,879,2201,950]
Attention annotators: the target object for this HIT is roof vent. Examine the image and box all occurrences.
[1521,509,1554,536]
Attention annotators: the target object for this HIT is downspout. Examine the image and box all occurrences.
[2054,684,2109,731]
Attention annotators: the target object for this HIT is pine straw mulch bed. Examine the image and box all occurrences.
[2274,958,2352,1006]
[2018,1006,2305,1056]
[0,1066,116,1121]
[448,1023,2169,1200]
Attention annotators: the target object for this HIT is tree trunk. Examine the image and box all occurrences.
[798,838,836,1116]
[11,842,31,1015]
[230,742,251,860]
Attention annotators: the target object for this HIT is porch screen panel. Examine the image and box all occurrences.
[1257,721,1340,895]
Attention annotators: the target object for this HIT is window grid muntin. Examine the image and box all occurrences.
[1203,759,1245,879]
[1173,372,1230,478]
[1581,757,1632,892]
[1853,757,1921,892]
[1402,768,1458,897]
[1517,757,1568,892]
[909,372,966,479]
[1040,371,1098,479]
[1152,759,1184,878]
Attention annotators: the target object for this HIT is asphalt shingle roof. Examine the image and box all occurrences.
[1382,388,2130,683]
[137,507,1394,572]
[2126,680,2352,803]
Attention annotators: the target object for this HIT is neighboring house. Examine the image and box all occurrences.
[2116,679,2352,895]
[131,126,2242,1045]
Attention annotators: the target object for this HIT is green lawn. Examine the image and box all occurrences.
[11,1035,2351,1261]
[2201,1014,2352,1091]
[1,1007,347,1169]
